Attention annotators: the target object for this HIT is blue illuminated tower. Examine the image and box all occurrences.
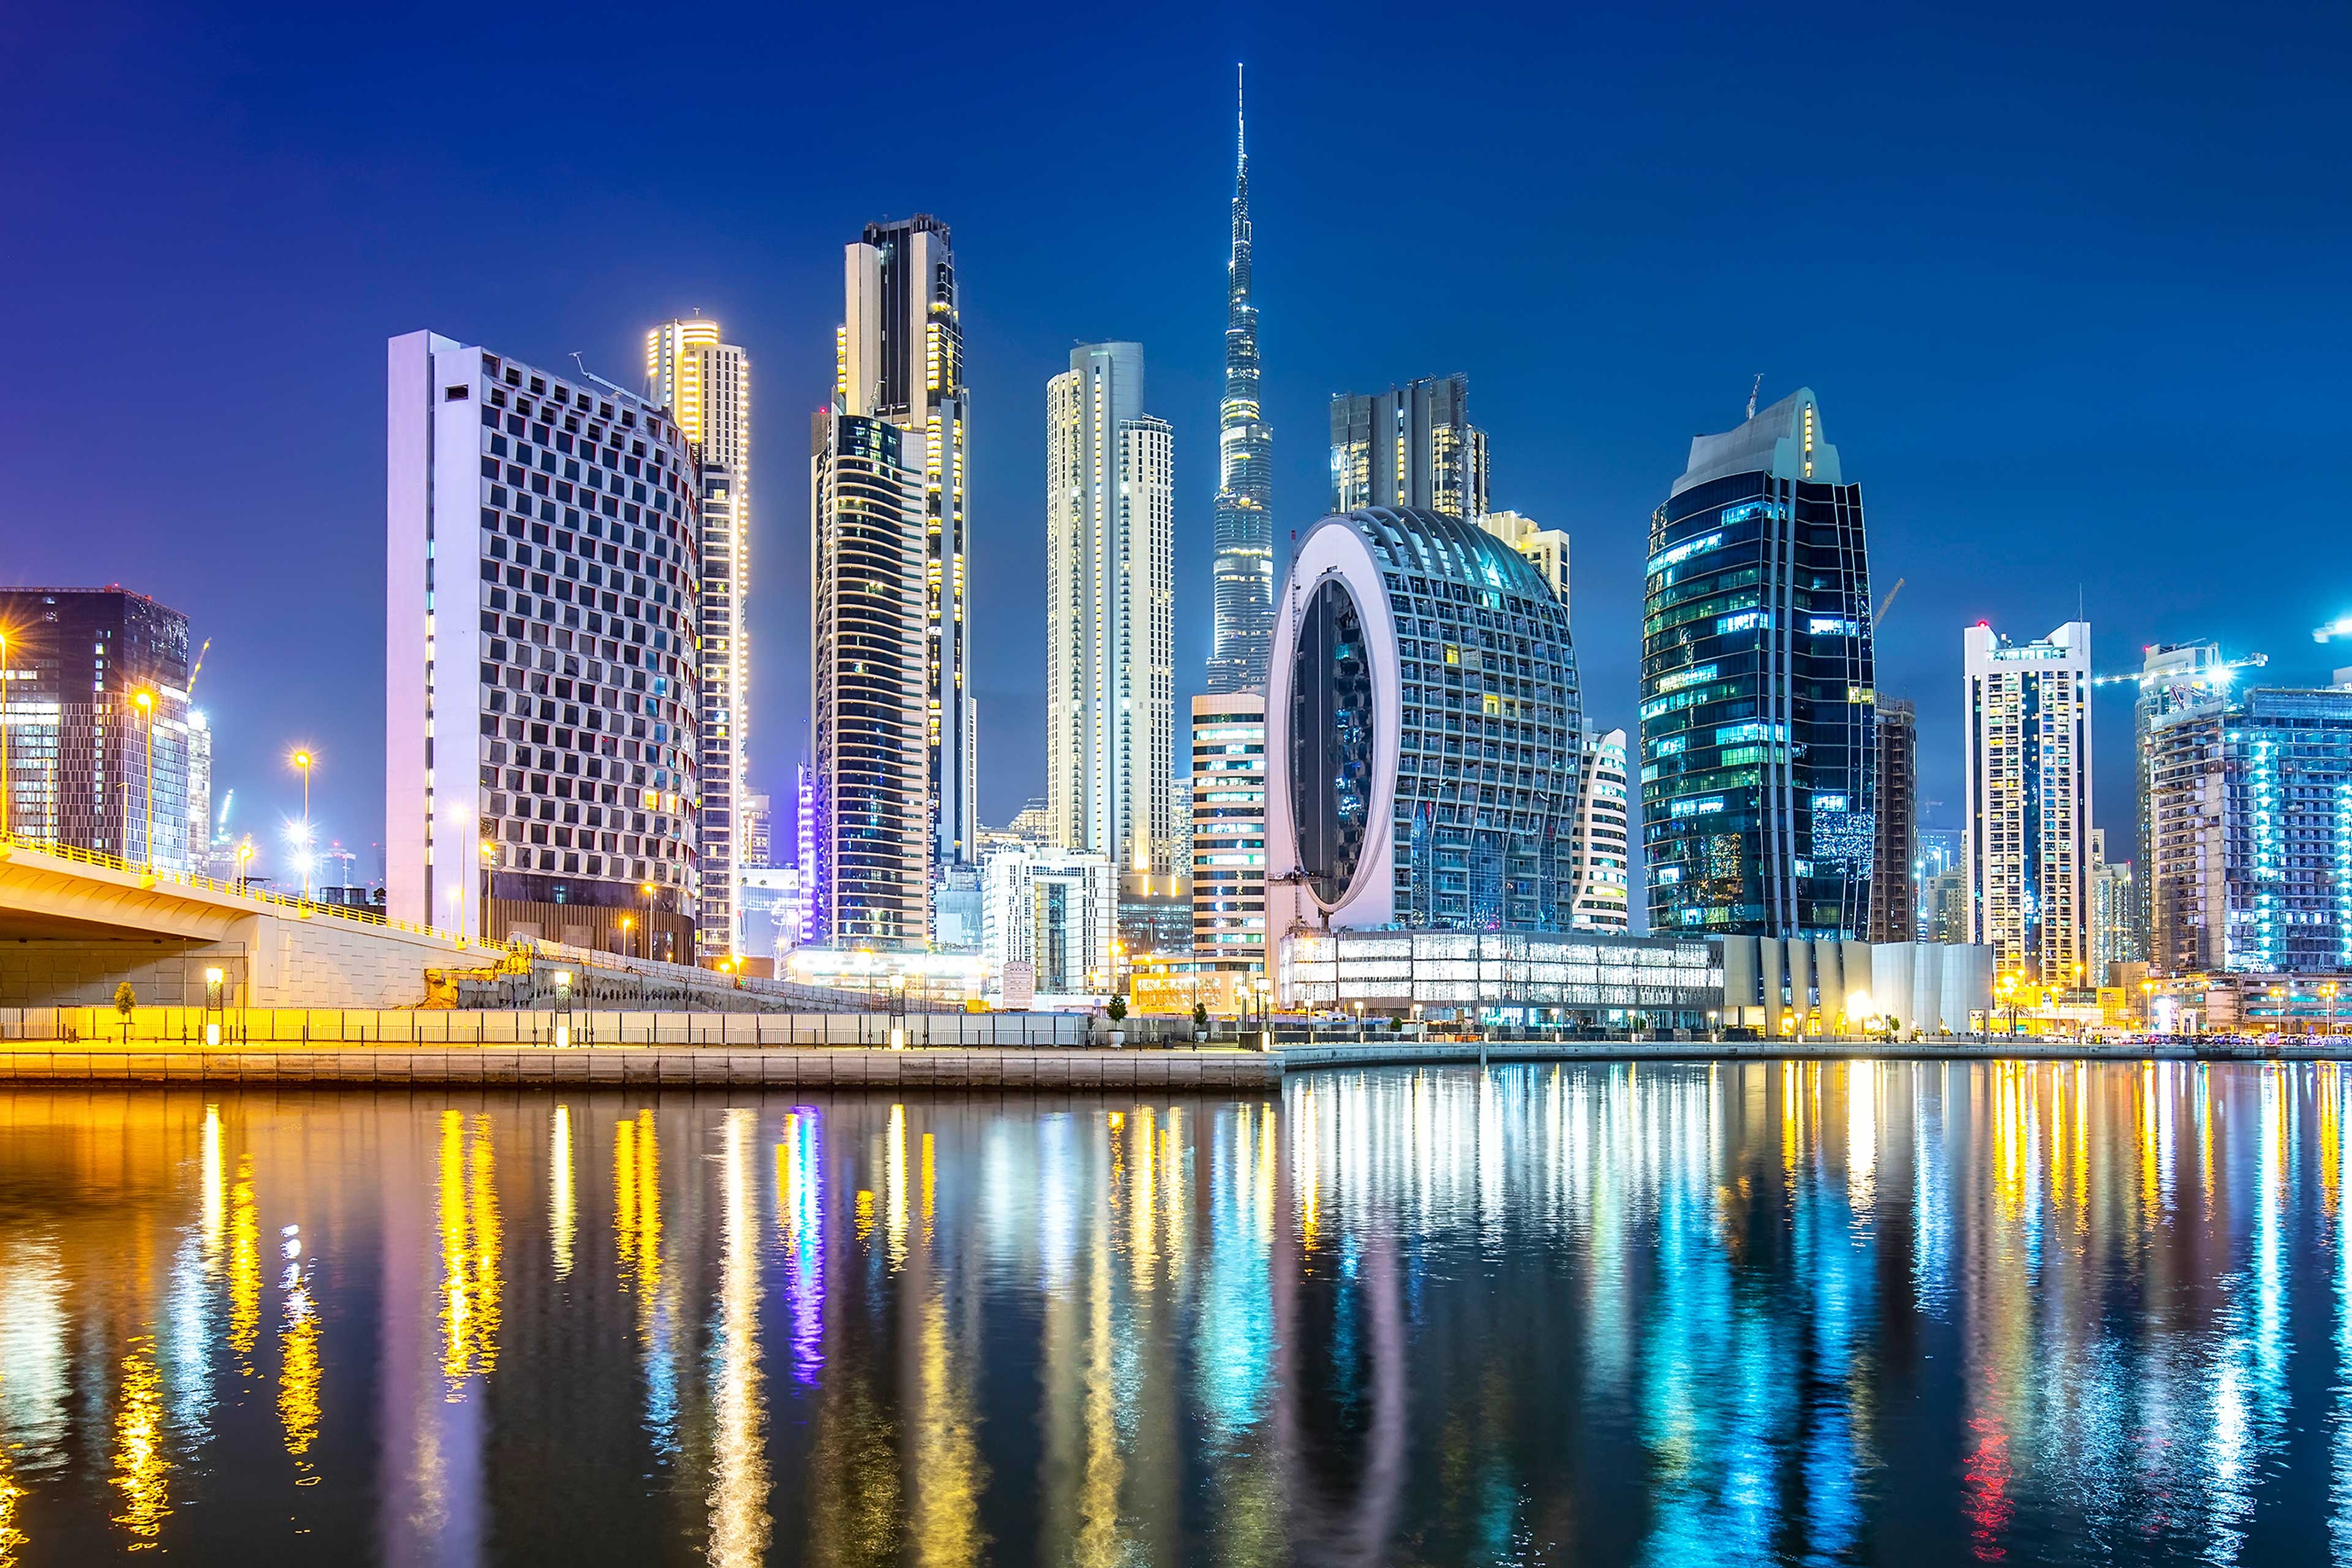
[1639,388,1877,938]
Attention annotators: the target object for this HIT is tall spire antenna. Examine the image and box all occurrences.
[1237,63,1246,157]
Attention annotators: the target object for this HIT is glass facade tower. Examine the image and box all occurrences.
[1640,388,1875,938]
[1207,70,1274,695]
[0,587,195,873]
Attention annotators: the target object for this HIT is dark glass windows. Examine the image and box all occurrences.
[1289,578,1375,903]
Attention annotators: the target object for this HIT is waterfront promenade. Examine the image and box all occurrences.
[0,1029,2337,1091]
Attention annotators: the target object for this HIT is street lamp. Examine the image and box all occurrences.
[640,881,656,962]
[234,836,254,895]
[133,689,154,869]
[290,749,314,899]
[619,914,634,959]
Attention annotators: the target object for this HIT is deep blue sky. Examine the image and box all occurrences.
[4,0,2346,892]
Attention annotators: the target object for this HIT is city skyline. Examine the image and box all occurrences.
[6,5,2347,897]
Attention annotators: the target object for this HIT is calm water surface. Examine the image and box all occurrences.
[2,1061,2349,1564]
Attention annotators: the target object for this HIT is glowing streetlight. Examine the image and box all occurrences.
[290,749,315,899]
[639,880,656,962]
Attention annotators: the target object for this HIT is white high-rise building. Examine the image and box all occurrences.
[185,707,213,878]
[1568,722,1630,933]
[981,846,1117,998]
[1188,692,1266,962]
[386,332,702,956]
[809,409,930,949]
[839,215,976,871]
[1963,620,2092,984]
[1045,342,1175,878]
[647,317,750,960]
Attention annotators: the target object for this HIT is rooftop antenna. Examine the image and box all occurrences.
[1238,63,1246,156]
[1746,374,1763,420]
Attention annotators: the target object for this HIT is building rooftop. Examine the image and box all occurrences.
[1671,387,1842,497]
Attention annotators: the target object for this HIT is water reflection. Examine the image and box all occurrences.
[5,1066,2352,1561]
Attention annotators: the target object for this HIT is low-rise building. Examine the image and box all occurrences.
[982,847,1115,1001]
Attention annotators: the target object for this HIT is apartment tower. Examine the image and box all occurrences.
[808,410,930,948]
[1046,342,1175,880]
[1330,374,1490,519]
[1962,620,2092,982]
[647,316,750,959]
[1189,692,1267,961]
[839,214,977,870]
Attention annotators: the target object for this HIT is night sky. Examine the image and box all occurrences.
[5,1,2346,901]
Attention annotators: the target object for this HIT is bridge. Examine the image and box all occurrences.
[0,835,881,1017]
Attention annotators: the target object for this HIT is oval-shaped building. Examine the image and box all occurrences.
[1264,507,1583,937]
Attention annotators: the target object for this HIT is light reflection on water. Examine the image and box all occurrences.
[2,1062,2352,1563]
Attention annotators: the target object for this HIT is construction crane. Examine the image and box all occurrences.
[2085,650,2267,688]
[1872,578,1905,629]
[186,637,212,699]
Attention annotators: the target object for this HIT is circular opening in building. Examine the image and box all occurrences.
[1289,576,1376,904]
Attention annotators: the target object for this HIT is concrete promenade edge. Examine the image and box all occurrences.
[1,1036,2342,1090]
[0,1044,1282,1089]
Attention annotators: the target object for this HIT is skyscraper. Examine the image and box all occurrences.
[1962,620,2092,983]
[1189,692,1267,962]
[1330,375,1490,519]
[185,707,213,876]
[1567,722,1630,933]
[1045,342,1175,878]
[0,586,195,873]
[2146,672,2352,975]
[2089,828,2137,978]
[839,214,976,868]
[809,409,930,948]
[647,317,751,959]
[2133,640,2238,960]
[1207,69,1274,696]
[1640,388,1875,937]
[386,332,702,954]
[1263,507,1583,935]
[1869,698,1918,942]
